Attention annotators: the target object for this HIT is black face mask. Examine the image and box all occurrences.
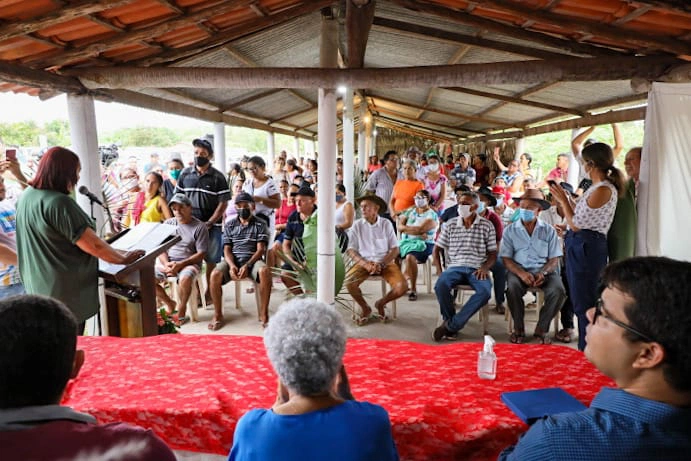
[237,208,251,220]
[195,156,210,168]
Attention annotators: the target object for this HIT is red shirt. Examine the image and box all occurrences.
[276,199,296,226]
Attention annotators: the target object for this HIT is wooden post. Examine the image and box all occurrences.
[343,88,355,203]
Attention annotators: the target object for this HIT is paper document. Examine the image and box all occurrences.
[111,222,177,252]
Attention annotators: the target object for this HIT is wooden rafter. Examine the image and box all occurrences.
[472,81,558,119]
[368,94,513,127]
[0,60,88,95]
[0,0,134,43]
[132,0,333,67]
[26,1,260,68]
[71,56,682,89]
[372,16,571,60]
[612,5,653,25]
[269,106,316,124]
[223,45,314,108]
[374,106,484,135]
[442,86,586,116]
[417,44,471,119]
[345,0,376,68]
[389,0,625,57]
[375,116,456,143]
[218,89,283,112]
[621,1,691,15]
[480,0,689,55]
[521,93,648,127]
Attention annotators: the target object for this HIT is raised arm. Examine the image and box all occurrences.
[612,123,623,159]
[492,146,508,171]
[571,126,596,158]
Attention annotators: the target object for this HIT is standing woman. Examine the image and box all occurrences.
[421,154,448,214]
[550,142,624,351]
[16,147,144,330]
[243,156,281,247]
[140,172,172,223]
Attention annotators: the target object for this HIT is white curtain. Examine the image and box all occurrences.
[637,82,691,261]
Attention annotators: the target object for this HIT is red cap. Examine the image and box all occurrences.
[491,186,506,195]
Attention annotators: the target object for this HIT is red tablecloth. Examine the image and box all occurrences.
[65,335,613,460]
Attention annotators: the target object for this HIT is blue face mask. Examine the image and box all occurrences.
[519,208,536,222]
[335,193,344,202]
[477,202,486,214]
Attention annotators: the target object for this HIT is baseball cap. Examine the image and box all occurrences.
[169,193,192,206]
[234,192,254,203]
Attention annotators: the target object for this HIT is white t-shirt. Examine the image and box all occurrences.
[243,178,279,218]
[347,216,397,263]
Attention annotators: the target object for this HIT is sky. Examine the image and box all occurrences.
[0,92,205,131]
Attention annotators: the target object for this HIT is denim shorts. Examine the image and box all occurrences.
[205,225,223,264]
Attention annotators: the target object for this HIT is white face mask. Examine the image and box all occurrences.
[428,162,440,172]
[495,196,504,207]
[414,197,427,208]
[458,204,472,219]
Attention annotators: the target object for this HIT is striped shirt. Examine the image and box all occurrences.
[436,215,497,268]
[175,165,230,226]
[0,202,20,286]
[223,217,269,266]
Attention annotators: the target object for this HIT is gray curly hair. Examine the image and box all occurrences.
[264,298,347,396]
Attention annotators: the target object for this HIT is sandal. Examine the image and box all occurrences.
[207,319,224,331]
[179,315,190,325]
[554,328,574,343]
[534,333,553,345]
[408,291,418,301]
[355,313,378,326]
[510,332,526,344]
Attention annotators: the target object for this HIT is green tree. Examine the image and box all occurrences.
[44,119,70,146]
[0,121,41,146]
[103,126,181,147]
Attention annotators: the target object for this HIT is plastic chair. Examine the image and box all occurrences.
[506,287,560,334]
[167,272,206,322]
[234,279,262,320]
[455,284,490,335]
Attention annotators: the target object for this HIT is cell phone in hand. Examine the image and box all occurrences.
[547,180,557,187]
[5,149,16,162]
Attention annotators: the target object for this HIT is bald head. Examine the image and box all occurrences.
[624,147,642,181]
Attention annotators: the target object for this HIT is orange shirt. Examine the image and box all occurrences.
[391,179,423,213]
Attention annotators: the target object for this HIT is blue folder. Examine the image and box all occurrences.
[501,387,587,424]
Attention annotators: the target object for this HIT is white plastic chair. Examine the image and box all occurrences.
[506,287,560,334]
[167,273,206,322]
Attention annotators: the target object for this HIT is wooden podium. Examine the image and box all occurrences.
[99,225,181,337]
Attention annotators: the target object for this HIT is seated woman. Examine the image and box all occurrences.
[228,298,399,461]
[398,190,439,301]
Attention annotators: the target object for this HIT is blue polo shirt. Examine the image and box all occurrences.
[499,387,691,460]
[499,218,561,271]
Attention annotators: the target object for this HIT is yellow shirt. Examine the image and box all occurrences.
[139,197,164,223]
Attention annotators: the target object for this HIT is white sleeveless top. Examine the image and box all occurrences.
[572,181,618,235]
[335,201,350,227]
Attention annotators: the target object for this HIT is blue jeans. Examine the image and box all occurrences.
[205,225,223,264]
[0,282,25,299]
[491,257,506,305]
[565,230,608,351]
[435,266,491,333]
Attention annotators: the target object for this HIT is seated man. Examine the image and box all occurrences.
[500,256,691,460]
[398,189,439,301]
[209,192,271,330]
[500,189,566,344]
[432,191,497,341]
[346,194,406,324]
[280,186,318,296]
[0,295,176,460]
[448,153,476,190]
[154,193,209,322]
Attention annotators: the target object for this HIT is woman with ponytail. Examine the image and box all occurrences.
[549,142,624,351]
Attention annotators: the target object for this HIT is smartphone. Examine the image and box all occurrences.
[547,179,557,187]
[5,149,16,162]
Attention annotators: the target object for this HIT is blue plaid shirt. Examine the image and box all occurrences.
[499,387,691,460]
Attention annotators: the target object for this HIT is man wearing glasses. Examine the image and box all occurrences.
[500,256,691,460]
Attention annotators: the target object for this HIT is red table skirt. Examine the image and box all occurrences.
[64,335,613,460]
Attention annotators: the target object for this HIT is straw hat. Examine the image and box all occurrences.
[355,194,388,215]
[512,189,551,210]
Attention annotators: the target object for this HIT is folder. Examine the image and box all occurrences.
[501,387,587,424]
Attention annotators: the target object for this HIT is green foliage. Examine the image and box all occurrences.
[0,120,41,146]
[103,126,180,147]
[44,119,70,146]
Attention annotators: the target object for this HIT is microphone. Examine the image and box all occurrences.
[78,186,104,206]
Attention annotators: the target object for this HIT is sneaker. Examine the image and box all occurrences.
[433,322,450,342]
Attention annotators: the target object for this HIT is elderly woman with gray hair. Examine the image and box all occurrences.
[228,298,399,461]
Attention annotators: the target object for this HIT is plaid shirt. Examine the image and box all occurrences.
[436,214,496,269]
[0,202,20,286]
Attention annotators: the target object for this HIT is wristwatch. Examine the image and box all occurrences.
[542,271,550,277]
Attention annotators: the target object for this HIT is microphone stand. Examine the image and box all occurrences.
[86,195,104,337]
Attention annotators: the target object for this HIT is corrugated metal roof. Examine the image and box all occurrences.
[0,0,687,141]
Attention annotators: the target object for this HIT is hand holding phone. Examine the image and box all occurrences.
[5,149,17,162]
[547,179,557,187]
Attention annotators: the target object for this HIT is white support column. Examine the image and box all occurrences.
[357,101,367,172]
[515,137,525,160]
[309,139,317,157]
[372,122,377,158]
[317,11,338,306]
[568,128,583,187]
[67,94,102,231]
[293,136,300,159]
[365,113,373,159]
[343,88,355,203]
[266,132,275,169]
[213,122,226,174]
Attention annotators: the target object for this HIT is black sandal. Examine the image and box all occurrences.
[408,291,418,301]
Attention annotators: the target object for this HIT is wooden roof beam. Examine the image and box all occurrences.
[522,93,648,127]
[71,56,682,89]
[0,60,91,95]
[0,0,134,43]
[218,89,284,113]
[133,0,333,67]
[368,94,513,127]
[375,116,456,143]
[372,17,571,60]
[345,0,376,69]
[480,0,689,55]
[27,0,260,67]
[374,106,485,135]
[417,44,471,120]
[472,81,558,119]
[442,86,586,116]
[389,0,625,57]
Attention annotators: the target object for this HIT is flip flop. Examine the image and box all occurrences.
[355,313,377,326]
[207,319,224,331]
[510,332,526,344]
[179,316,190,325]
[534,333,553,345]
[554,328,574,343]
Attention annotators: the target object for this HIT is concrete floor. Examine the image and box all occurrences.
[178,275,579,350]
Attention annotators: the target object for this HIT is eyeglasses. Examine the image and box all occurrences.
[593,299,655,342]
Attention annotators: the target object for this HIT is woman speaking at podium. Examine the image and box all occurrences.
[15,147,144,332]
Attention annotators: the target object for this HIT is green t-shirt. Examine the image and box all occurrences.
[607,179,637,262]
[16,187,98,322]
